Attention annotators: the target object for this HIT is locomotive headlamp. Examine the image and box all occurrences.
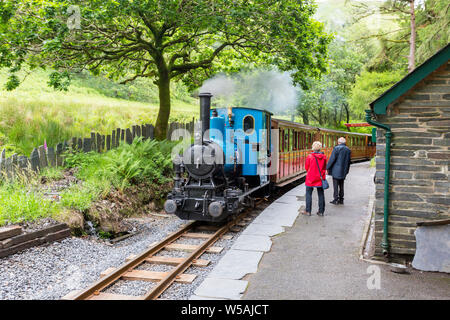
[164,200,178,214]
[208,201,224,218]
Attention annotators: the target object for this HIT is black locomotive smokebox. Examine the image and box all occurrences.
[183,143,217,179]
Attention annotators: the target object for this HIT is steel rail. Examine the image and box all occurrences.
[142,213,245,300]
[71,221,198,300]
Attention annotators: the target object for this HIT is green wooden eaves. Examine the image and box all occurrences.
[370,43,450,115]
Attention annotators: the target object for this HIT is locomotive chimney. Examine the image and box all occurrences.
[199,92,212,138]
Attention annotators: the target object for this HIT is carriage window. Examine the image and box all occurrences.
[243,115,255,135]
[289,130,295,151]
[293,132,296,150]
[279,129,284,152]
[286,130,290,151]
[300,132,304,150]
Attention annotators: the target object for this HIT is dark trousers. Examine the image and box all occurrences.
[305,186,325,214]
[332,178,345,201]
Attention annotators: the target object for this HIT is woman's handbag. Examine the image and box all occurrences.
[313,155,329,190]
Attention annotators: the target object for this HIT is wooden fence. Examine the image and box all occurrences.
[0,119,195,179]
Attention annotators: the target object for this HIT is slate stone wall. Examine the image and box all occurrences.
[374,61,450,257]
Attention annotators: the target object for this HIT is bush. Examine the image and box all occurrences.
[62,138,176,208]
[100,138,175,191]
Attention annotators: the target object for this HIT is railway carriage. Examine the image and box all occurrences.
[164,94,375,222]
[272,119,375,186]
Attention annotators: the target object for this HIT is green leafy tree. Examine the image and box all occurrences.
[0,0,332,139]
[350,0,449,72]
[349,69,404,118]
[297,40,365,127]
[415,0,450,63]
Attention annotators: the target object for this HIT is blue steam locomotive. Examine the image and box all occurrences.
[164,93,273,222]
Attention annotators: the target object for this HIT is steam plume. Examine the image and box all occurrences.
[199,69,299,116]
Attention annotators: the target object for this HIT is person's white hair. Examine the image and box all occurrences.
[312,141,322,151]
[338,137,346,144]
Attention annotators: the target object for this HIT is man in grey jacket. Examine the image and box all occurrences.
[326,137,351,205]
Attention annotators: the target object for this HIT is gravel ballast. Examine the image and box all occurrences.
[0,215,186,300]
[0,192,280,300]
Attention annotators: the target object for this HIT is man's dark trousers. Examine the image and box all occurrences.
[333,178,344,203]
[326,143,351,204]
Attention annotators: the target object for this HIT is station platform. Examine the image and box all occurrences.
[191,162,450,300]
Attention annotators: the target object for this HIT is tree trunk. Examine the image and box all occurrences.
[408,0,416,73]
[154,67,171,140]
[318,106,324,126]
[301,111,309,125]
[333,105,338,127]
[343,102,350,131]
[343,102,350,124]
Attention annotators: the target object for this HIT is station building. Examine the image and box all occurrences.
[368,44,449,259]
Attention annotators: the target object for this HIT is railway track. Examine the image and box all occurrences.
[67,208,259,300]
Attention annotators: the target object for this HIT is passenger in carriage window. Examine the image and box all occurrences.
[326,137,351,205]
[303,141,327,217]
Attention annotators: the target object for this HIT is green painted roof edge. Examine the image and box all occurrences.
[370,43,450,115]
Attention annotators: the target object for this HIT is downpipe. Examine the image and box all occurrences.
[365,110,391,258]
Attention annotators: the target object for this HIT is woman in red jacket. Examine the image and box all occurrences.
[303,141,327,216]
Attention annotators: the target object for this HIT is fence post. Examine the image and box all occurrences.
[106,135,111,151]
[83,138,91,153]
[148,124,154,140]
[11,153,18,179]
[47,147,56,167]
[0,148,5,173]
[116,128,121,146]
[5,156,12,180]
[30,148,40,172]
[101,135,105,151]
[141,124,146,139]
[18,156,29,175]
[166,123,171,140]
[111,130,116,148]
[96,133,102,152]
[56,143,64,166]
[38,145,48,170]
[136,125,141,138]
[71,137,77,150]
[90,132,96,152]
[126,128,133,144]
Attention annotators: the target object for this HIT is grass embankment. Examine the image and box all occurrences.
[0,69,198,157]
[0,138,176,229]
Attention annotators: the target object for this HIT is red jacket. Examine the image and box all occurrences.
[305,152,327,187]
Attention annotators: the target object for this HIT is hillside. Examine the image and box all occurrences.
[0,69,198,156]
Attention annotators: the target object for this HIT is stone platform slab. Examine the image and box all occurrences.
[191,182,305,300]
